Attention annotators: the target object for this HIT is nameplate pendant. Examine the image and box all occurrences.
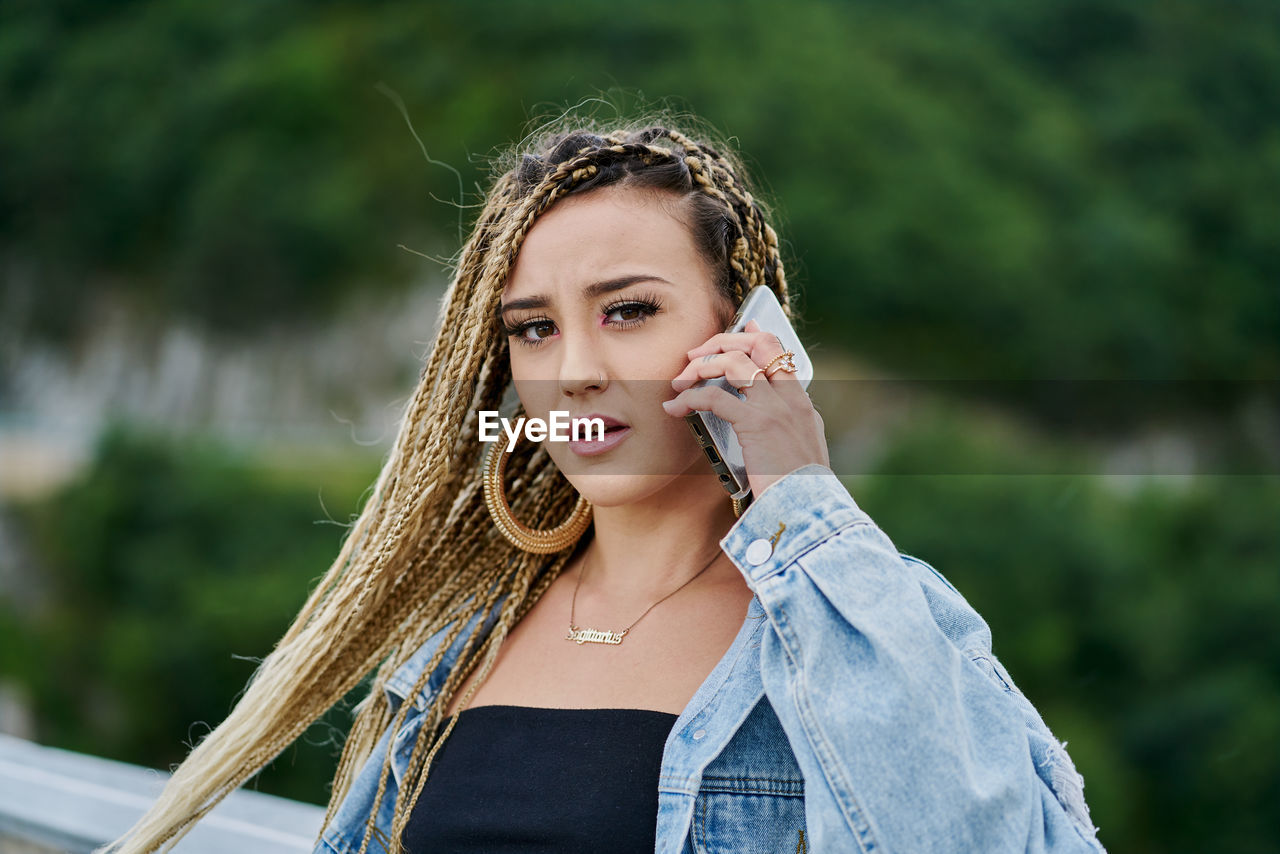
[566,625,627,645]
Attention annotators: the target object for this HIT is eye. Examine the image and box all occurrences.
[505,316,558,347]
[524,319,557,341]
[607,303,646,323]
[602,297,662,328]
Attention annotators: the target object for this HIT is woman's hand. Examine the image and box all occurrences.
[662,319,830,498]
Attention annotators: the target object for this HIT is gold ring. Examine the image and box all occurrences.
[741,367,767,389]
[764,352,797,377]
[763,351,795,373]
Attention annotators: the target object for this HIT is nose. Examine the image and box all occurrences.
[560,372,606,397]
[558,335,608,397]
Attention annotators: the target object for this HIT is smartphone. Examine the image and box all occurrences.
[684,286,813,502]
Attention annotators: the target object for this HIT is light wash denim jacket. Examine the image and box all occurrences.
[316,465,1106,853]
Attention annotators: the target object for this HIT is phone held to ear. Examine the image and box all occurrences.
[684,286,814,503]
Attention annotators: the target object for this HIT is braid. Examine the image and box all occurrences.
[98,116,791,854]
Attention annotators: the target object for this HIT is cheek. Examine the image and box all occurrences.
[511,375,559,418]
[650,316,728,379]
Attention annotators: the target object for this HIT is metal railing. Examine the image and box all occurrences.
[0,734,324,853]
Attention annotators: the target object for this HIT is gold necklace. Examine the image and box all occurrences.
[566,548,721,646]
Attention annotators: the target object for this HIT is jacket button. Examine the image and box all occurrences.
[745,538,773,565]
[692,728,706,740]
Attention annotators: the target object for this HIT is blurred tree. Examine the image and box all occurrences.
[2,3,1279,845]
[1,425,380,804]
[1,421,1276,850]
[855,412,1280,854]
[2,0,1276,402]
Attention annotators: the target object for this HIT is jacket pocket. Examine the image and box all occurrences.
[689,782,808,854]
[686,697,810,853]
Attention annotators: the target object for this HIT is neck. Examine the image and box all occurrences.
[578,473,739,604]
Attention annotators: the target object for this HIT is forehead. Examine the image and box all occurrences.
[503,186,703,298]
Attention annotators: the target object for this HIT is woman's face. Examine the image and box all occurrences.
[498,185,734,507]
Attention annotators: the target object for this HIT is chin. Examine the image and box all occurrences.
[559,471,678,508]
[551,443,719,509]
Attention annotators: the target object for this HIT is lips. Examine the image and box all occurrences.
[578,414,628,432]
[569,413,631,456]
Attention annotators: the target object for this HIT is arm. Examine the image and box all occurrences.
[721,465,1106,854]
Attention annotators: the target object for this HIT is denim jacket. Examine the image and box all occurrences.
[316,465,1106,854]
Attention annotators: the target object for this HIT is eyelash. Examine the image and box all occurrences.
[504,294,664,348]
[603,293,663,328]
[503,315,557,347]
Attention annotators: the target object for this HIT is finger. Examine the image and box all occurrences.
[765,369,810,410]
[670,351,729,390]
[671,350,770,392]
[661,384,754,420]
[686,327,777,357]
[686,335,783,371]
[685,330,785,365]
[741,320,789,366]
[744,319,786,353]
[764,353,804,386]
[768,373,807,407]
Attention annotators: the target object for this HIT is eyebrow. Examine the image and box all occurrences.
[497,274,673,319]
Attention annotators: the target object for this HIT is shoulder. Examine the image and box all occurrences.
[897,551,998,661]
[732,464,1000,659]
[384,594,510,713]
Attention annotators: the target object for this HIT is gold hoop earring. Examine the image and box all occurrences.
[482,441,592,553]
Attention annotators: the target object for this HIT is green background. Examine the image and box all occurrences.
[2,2,1277,852]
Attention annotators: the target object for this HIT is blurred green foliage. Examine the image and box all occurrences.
[2,0,1277,392]
[854,418,1280,853]
[2,1,1277,851]
[0,426,381,804]
[3,425,1277,851]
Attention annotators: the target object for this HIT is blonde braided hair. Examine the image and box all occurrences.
[100,119,791,854]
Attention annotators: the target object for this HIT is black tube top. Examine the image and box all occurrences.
[402,704,680,854]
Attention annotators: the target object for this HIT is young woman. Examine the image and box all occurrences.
[104,121,1106,853]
